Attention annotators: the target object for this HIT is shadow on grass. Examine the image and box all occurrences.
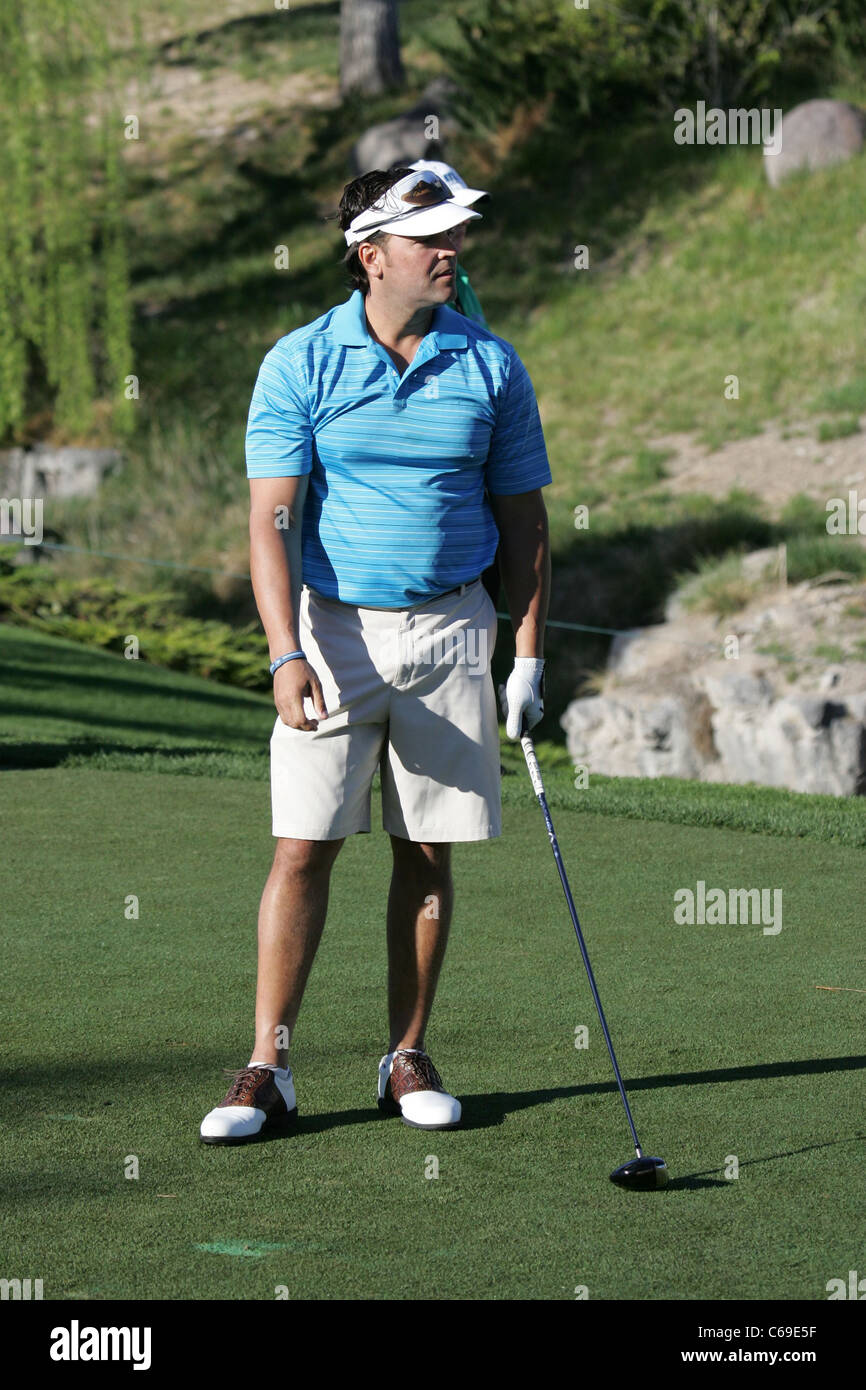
[667,1134,866,1191]
[457,1053,866,1132]
[0,741,266,771]
[156,1,340,62]
[0,654,269,708]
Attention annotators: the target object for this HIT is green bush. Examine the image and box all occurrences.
[0,563,270,690]
[817,417,861,441]
[785,535,866,583]
[435,0,866,138]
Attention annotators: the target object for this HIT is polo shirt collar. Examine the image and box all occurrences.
[331,288,468,351]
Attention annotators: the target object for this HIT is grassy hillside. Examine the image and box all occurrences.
[6,1,866,744]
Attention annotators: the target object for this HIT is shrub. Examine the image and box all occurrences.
[0,564,270,690]
[434,0,866,140]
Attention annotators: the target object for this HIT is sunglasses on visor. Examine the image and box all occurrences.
[348,170,453,237]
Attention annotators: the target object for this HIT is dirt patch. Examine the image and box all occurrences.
[649,421,866,512]
[121,63,338,168]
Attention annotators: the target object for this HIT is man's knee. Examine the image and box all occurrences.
[390,837,452,876]
[273,836,344,878]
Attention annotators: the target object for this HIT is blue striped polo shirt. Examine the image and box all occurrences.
[245,288,552,607]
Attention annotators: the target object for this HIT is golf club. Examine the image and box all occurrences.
[519,719,669,1190]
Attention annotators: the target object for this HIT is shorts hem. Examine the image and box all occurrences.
[382,823,502,842]
[271,823,371,840]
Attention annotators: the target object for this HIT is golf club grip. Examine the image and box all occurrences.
[520,731,546,799]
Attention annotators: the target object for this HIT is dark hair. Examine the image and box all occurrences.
[338,166,416,294]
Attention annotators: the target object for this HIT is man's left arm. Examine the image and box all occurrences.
[484,346,553,738]
[489,488,551,738]
[488,488,550,659]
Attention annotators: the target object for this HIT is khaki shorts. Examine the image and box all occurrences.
[270,578,501,842]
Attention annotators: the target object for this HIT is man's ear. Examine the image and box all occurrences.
[359,237,388,282]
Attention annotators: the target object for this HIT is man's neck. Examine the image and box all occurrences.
[363,292,434,356]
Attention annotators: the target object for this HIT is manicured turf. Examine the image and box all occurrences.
[2,763,863,1300]
[0,622,270,764]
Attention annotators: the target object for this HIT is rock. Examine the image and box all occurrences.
[698,668,774,709]
[764,99,866,188]
[820,666,844,692]
[0,445,120,500]
[350,78,460,174]
[561,691,705,780]
[564,681,866,796]
[560,555,866,796]
[741,546,785,581]
[607,628,692,678]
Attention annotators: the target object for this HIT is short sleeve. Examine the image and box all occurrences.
[245,345,313,479]
[485,350,552,495]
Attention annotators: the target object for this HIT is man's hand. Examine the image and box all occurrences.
[274,658,328,731]
[498,657,545,740]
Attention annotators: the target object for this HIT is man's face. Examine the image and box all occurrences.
[362,226,462,309]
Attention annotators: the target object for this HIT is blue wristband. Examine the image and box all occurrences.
[269,650,306,676]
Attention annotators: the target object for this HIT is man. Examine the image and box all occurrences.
[200,166,551,1144]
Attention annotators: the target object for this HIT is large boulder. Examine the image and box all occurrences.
[350,77,459,174]
[560,566,866,796]
[764,98,866,187]
[0,444,120,499]
[562,689,707,780]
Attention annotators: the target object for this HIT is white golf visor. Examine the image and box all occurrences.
[344,169,482,247]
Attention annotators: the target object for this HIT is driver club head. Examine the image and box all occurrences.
[610,1156,669,1191]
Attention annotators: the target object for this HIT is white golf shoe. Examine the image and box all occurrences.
[200,1064,298,1145]
[377,1048,461,1130]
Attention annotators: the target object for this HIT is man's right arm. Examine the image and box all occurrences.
[249,475,328,731]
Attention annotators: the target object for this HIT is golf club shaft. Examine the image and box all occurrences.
[520,728,642,1157]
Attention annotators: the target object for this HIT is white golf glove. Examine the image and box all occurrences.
[499,657,545,740]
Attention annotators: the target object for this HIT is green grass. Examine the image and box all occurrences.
[3,620,865,1299]
[677,552,762,618]
[512,135,866,469]
[756,641,797,665]
[812,643,847,664]
[815,374,866,416]
[0,622,270,765]
[817,417,861,441]
[2,764,864,1300]
[7,621,866,847]
[786,536,866,584]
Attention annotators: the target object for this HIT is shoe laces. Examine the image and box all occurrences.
[221,1065,271,1103]
[393,1049,443,1090]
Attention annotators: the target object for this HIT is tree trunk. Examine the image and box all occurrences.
[339,0,405,98]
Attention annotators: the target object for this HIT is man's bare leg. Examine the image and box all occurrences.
[386,837,454,1052]
[248,836,344,1068]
